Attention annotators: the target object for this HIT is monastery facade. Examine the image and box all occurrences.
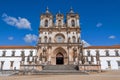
[0,8,120,72]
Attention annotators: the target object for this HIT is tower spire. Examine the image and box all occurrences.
[46,6,50,13]
[69,7,74,13]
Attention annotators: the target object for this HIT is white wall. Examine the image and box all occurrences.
[84,49,120,70]
[1,48,120,70]
[0,49,37,70]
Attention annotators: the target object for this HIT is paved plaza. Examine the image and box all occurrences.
[0,70,120,80]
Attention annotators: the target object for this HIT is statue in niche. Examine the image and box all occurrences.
[73,47,77,62]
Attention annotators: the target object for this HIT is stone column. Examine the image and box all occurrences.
[67,45,70,65]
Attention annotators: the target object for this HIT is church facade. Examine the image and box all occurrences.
[0,8,120,71]
[37,8,81,65]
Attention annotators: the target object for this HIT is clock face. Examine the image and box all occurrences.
[56,35,64,43]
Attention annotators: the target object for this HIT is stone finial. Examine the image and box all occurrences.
[46,6,50,13]
[69,7,74,13]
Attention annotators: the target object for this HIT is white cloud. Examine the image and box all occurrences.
[24,34,38,43]
[8,36,14,40]
[109,35,116,39]
[82,40,91,47]
[96,22,103,27]
[2,13,31,30]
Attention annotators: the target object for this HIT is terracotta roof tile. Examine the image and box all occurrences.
[84,45,120,49]
[0,46,36,49]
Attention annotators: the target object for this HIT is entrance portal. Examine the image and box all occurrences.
[56,53,64,65]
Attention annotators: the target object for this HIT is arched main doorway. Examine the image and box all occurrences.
[56,53,64,65]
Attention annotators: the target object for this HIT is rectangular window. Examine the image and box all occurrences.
[2,51,6,57]
[1,61,4,70]
[11,51,15,56]
[115,50,119,56]
[117,61,120,69]
[10,61,14,67]
[30,51,33,56]
[107,61,111,69]
[87,50,90,56]
[106,50,109,56]
[21,51,25,56]
[96,50,100,57]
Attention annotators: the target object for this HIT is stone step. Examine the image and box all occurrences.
[43,65,78,70]
[32,70,88,75]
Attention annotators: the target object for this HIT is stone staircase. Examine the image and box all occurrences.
[35,65,88,75]
[0,70,19,76]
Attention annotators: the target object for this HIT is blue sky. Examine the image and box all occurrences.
[0,0,120,46]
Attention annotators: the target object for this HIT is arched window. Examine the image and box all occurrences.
[71,20,75,27]
[58,20,61,27]
[49,37,51,43]
[45,20,48,27]
[44,36,47,43]
[72,36,76,43]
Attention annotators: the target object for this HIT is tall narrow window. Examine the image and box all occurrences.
[21,51,25,57]
[72,36,76,43]
[10,61,14,68]
[117,61,120,69]
[71,20,75,27]
[1,61,4,70]
[11,51,15,56]
[107,61,111,69]
[96,50,100,61]
[30,51,33,56]
[96,50,100,56]
[87,50,91,56]
[58,20,61,27]
[105,50,109,56]
[115,50,119,56]
[45,20,48,27]
[44,36,47,43]
[2,51,6,57]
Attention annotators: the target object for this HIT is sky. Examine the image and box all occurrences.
[0,0,120,46]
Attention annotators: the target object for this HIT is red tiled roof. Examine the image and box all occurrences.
[84,45,120,49]
[0,46,36,49]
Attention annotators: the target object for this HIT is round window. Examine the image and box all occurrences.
[55,34,64,43]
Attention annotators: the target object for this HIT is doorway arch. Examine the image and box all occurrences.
[56,52,64,65]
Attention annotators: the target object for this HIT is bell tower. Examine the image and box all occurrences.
[40,7,53,28]
[55,11,64,27]
[67,7,80,27]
